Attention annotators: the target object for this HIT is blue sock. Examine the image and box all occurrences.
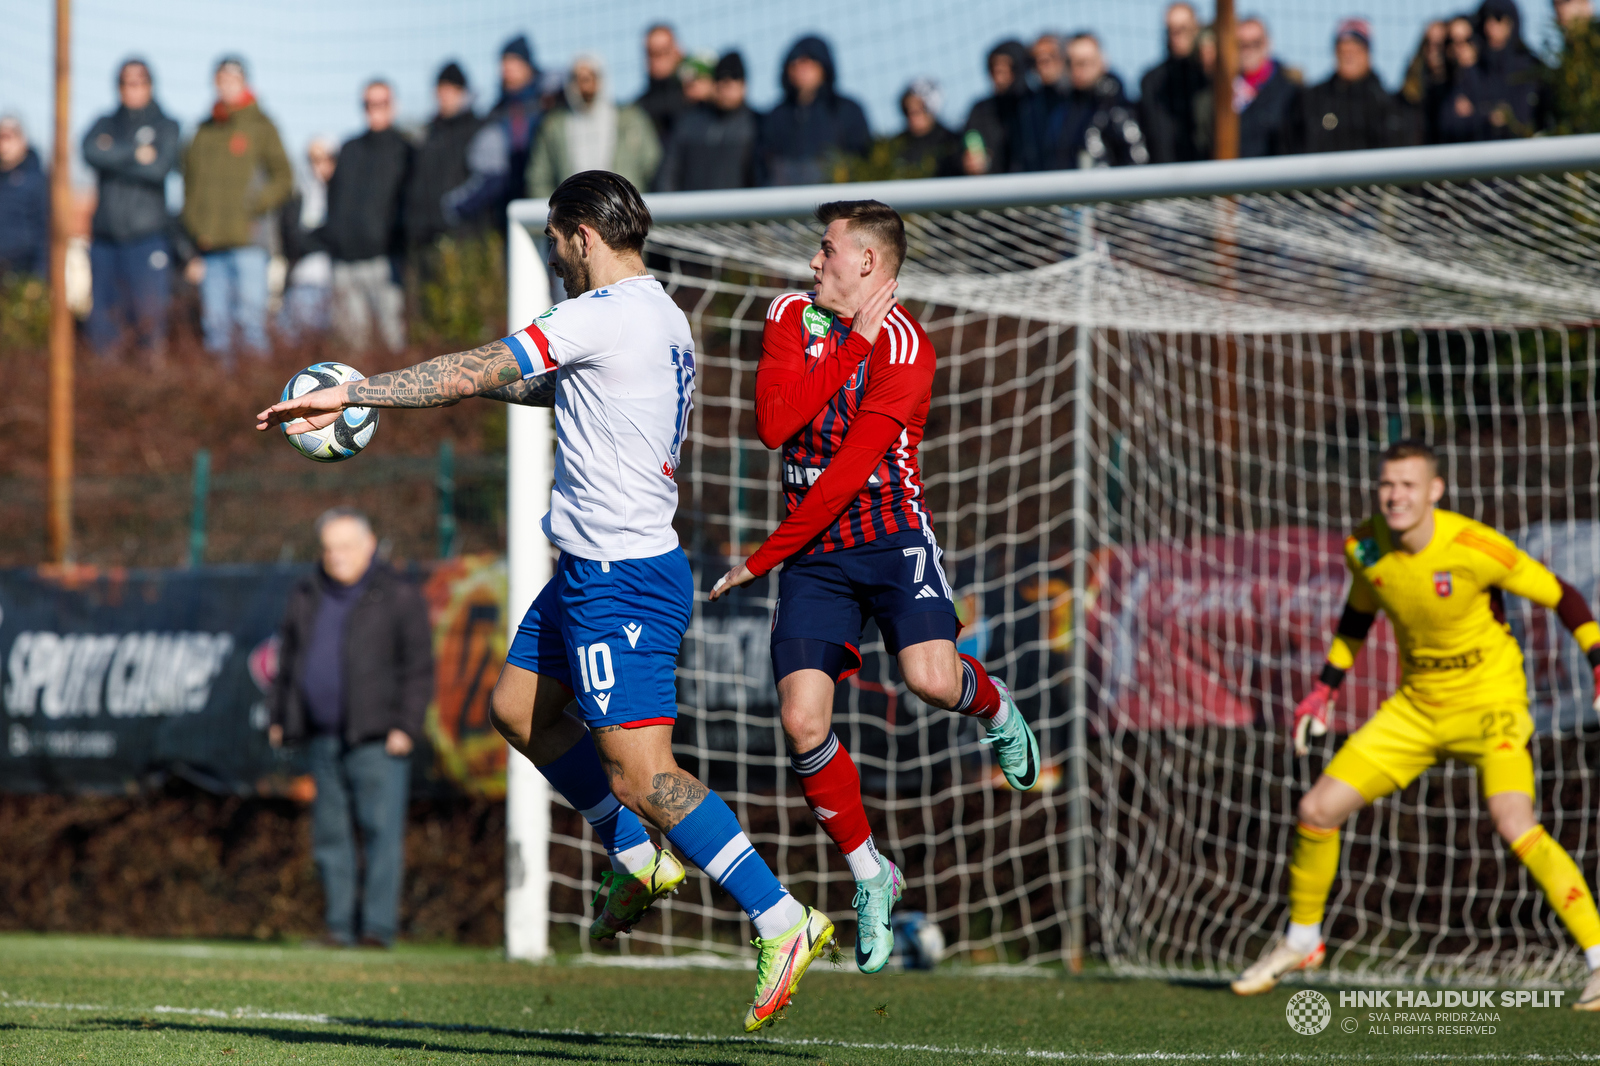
[537,733,652,861]
[665,791,791,926]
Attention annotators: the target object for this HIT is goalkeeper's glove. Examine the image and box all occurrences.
[1293,681,1334,756]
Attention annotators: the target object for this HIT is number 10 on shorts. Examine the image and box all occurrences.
[575,643,615,693]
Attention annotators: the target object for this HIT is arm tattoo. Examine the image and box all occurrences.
[647,771,708,817]
[481,372,557,408]
[344,339,525,408]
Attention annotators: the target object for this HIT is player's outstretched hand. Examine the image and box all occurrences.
[256,383,349,434]
[849,278,899,348]
[709,563,756,601]
[1292,681,1334,756]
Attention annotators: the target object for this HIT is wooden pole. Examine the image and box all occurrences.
[47,0,74,564]
[1213,0,1239,161]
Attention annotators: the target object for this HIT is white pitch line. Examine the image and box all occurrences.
[3,998,1600,1062]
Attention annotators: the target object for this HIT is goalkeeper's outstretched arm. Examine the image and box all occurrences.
[1293,590,1378,755]
[255,340,544,434]
[1495,552,1600,711]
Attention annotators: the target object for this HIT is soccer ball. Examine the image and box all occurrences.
[279,362,379,463]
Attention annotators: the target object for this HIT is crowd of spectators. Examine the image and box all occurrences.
[2,0,1598,358]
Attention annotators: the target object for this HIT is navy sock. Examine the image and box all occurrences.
[537,732,651,857]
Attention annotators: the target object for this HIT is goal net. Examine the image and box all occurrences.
[513,140,1600,982]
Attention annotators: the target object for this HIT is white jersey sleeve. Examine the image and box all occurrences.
[504,297,617,378]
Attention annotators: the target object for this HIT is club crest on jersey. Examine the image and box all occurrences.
[1433,571,1453,597]
[802,304,832,337]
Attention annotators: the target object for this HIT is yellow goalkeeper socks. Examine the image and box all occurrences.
[1512,826,1600,955]
[1289,822,1341,928]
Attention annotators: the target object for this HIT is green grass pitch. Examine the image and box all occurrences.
[0,934,1596,1064]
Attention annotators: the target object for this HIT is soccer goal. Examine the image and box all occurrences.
[504,135,1600,982]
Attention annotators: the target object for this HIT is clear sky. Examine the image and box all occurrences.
[0,0,1562,185]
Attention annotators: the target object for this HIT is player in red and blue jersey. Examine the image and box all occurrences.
[712,200,1040,975]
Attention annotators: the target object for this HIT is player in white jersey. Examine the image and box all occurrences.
[257,172,833,1032]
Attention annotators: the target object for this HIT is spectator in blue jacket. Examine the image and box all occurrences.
[0,114,48,280]
[759,35,870,186]
[82,59,181,359]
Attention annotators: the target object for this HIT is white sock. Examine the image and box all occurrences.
[610,841,657,875]
[1286,921,1322,952]
[845,836,882,881]
[751,892,806,940]
[984,701,1011,730]
[1586,944,1600,971]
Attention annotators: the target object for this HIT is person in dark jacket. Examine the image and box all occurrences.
[405,62,483,254]
[886,79,963,178]
[759,35,871,186]
[1471,0,1551,136]
[1292,20,1411,153]
[270,508,433,949]
[82,58,180,359]
[322,80,410,352]
[1400,20,1452,144]
[1439,19,1501,141]
[636,24,687,146]
[962,40,1032,175]
[655,51,758,191]
[1032,34,1148,169]
[0,115,48,280]
[1140,3,1208,163]
[1235,17,1301,157]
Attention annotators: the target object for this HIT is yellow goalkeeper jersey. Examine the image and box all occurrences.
[1341,509,1564,712]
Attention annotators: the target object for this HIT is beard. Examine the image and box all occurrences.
[550,242,590,297]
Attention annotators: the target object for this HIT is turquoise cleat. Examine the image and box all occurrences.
[852,858,904,974]
[982,679,1040,791]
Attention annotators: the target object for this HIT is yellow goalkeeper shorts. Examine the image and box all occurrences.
[1324,689,1535,803]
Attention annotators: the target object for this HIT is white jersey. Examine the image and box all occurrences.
[503,274,694,561]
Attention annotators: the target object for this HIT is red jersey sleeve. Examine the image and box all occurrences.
[755,296,873,450]
[856,308,935,425]
[744,411,905,577]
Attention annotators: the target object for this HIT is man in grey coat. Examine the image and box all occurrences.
[82,58,180,358]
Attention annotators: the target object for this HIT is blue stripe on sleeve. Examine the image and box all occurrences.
[503,332,535,378]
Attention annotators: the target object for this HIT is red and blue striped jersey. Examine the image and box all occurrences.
[760,291,936,556]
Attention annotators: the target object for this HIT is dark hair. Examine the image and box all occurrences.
[548,171,652,254]
[118,58,152,87]
[815,200,907,277]
[215,54,248,78]
[1380,439,1441,474]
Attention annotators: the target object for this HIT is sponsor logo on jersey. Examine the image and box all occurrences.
[624,622,643,648]
[1355,537,1382,567]
[537,306,556,320]
[1433,571,1453,597]
[784,462,825,487]
[802,304,832,337]
[1402,647,1484,672]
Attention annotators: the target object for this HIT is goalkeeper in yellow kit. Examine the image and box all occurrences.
[1233,442,1600,1007]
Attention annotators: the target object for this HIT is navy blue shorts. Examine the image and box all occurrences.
[507,550,692,728]
[771,526,960,681]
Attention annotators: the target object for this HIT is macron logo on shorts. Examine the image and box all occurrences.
[624,622,643,648]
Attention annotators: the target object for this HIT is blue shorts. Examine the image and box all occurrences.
[771,526,960,681]
[507,550,692,728]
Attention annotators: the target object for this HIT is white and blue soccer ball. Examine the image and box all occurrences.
[279,362,379,463]
[892,911,946,970]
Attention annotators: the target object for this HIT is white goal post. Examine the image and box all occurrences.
[504,134,1600,974]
